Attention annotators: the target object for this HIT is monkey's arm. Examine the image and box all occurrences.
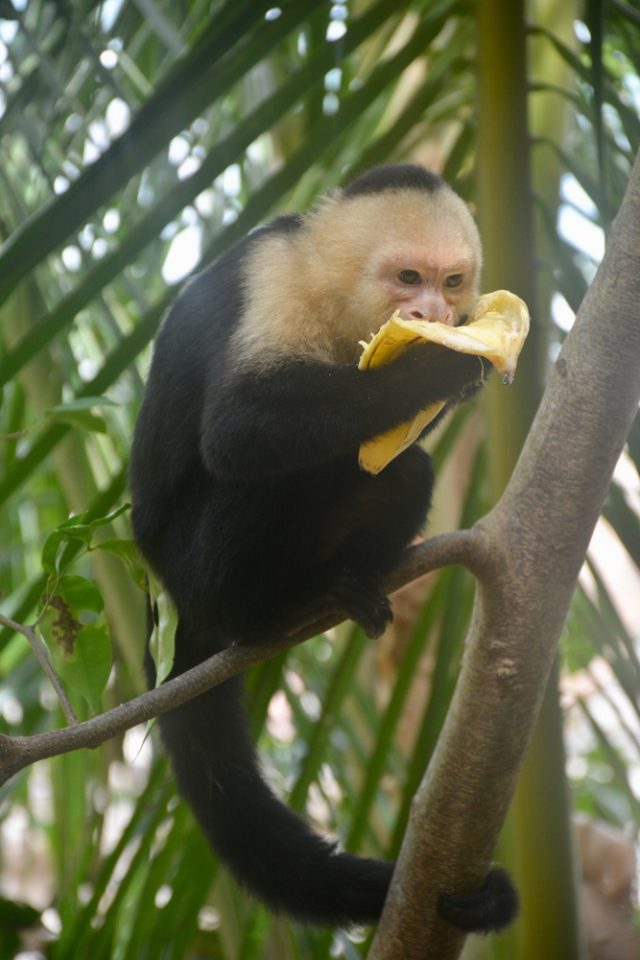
[200,347,485,481]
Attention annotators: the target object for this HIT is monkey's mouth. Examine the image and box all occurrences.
[455,312,469,327]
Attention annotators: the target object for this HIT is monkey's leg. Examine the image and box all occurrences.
[213,445,434,642]
[319,444,434,572]
[298,444,435,637]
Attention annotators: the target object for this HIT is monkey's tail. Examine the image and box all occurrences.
[155,617,519,931]
[156,635,391,927]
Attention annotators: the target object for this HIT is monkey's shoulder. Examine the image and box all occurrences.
[155,213,305,350]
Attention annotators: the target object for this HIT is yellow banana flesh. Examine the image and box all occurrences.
[358,290,530,475]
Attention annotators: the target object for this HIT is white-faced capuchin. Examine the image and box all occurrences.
[129,164,519,932]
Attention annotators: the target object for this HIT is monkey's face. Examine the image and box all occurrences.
[375,250,478,327]
[233,182,484,369]
[312,189,482,341]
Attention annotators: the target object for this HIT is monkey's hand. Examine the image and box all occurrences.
[413,352,494,442]
[358,289,529,474]
[327,568,393,639]
[447,352,493,403]
[359,347,491,476]
[281,568,393,640]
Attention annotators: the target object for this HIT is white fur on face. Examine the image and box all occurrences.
[229,186,483,370]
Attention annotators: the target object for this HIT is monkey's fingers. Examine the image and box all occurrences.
[330,570,393,639]
[358,291,528,474]
[280,572,393,639]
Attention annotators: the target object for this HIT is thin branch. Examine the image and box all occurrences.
[0,614,79,726]
[385,528,487,593]
[0,524,482,784]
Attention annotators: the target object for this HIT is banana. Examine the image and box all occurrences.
[358,290,530,475]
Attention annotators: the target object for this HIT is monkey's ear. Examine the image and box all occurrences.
[358,289,530,475]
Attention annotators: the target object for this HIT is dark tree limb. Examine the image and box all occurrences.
[367,150,640,960]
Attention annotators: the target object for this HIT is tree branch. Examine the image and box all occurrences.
[0,528,479,785]
[367,151,640,960]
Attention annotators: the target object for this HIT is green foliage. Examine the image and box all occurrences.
[45,396,118,434]
[147,573,178,687]
[38,573,111,712]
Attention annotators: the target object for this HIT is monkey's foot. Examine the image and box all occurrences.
[329,569,393,639]
[437,867,519,933]
[279,570,392,640]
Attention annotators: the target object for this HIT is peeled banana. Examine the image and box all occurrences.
[358,290,530,475]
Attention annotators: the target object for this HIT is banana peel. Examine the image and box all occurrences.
[358,290,530,475]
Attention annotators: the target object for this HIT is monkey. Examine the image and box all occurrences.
[129,164,519,932]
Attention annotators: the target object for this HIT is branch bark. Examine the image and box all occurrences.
[0,530,475,785]
[367,150,640,960]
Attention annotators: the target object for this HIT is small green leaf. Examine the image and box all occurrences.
[39,576,111,712]
[49,396,118,411]
[57,511,90,528]
[41,514,94,570]
[48,408,107,432]
[96,538,146,589]
[42,530,87,573]
[56,574,104,616]
[87,502,131,537]
[41,531,67,574]
[55,522,94,543]
[46,622,112,714]
[41,505,131,573]
[148,573,177,686]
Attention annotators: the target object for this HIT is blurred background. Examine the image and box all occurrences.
[0,0,639,957]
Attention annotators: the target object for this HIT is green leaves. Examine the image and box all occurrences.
[38,575,111,713]
[36,503,138,712]
[45,396,118,434]
[148,572,178,687]
[96,539,147,590]
[41,503,132,576]
[36,499,176,712]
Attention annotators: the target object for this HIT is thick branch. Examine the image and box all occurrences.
[0,530,477,785]
[368,154,640,959]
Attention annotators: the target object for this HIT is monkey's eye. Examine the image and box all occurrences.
[444,274,463,288]
[398,270,420,285]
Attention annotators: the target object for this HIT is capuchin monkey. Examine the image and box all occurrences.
[129,164,519,932]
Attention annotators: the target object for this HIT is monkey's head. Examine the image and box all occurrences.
[237,164,483,367]
[314,166,482,336]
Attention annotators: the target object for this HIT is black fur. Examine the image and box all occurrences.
[129,167,516,929]
[438,867,520,932]
[342,163,445,198]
